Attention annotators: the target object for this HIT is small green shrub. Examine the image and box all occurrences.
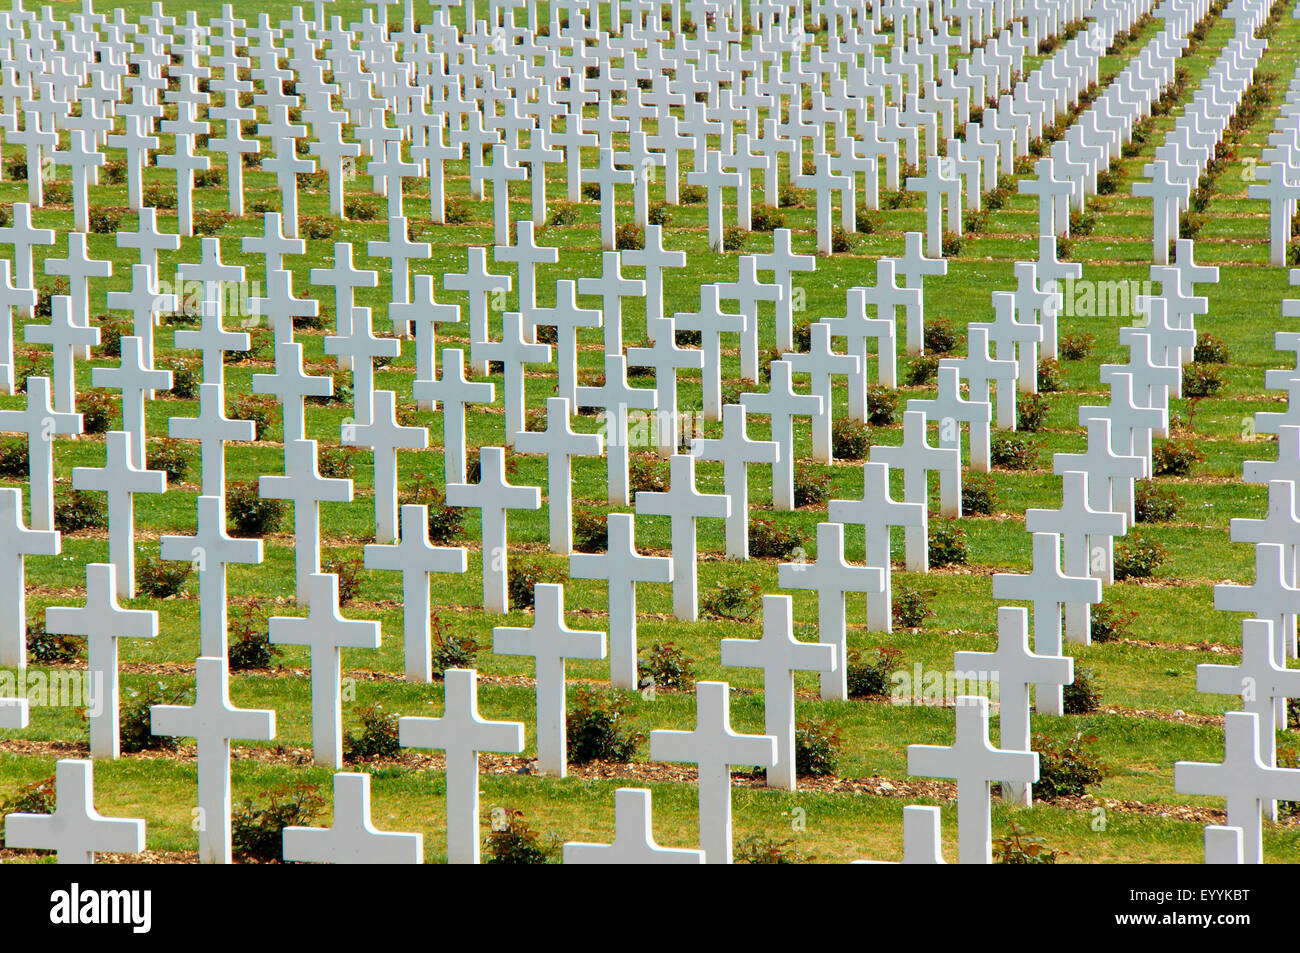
[793,464,833,507]
[163,359,200,399]
[1058,333,1095,361]
[572,511,609,553]
[1182,362,1223,398]
[1113,532,1166,581]
[923,320,959,354]
[846,646,902,698]
[227,603,279,671]
[1134,479,1180,522]
[120,684,186,753]
[1017,392,1049,431]
[226,483,284,538]
[748,519,806,559]
[701,581,763,621]
[147,437,192,484]
[892,583,934,628]
[734,834,811,864]
[567,688,644,765]
[508,559,562,610]
[135,552,192,598]
[232,783,327,863]
[994,823,1061,863]
[941,231,963,257]
[867,385,898,426]
[990,431,1040,470]
[638,641,694,692]
[831,417,871,459]
[483,808,559,864]
[344,195,380,220]
[79,392,116,434]
[750,204,785,231]
[1152,438,1204,476]
[615,222,644,250]
[1090,602,1137,643]
[629,456,668,495]
[1032,732,1103,800]
[928,518,968,567]
[830,226,854,253]
[1036,358,1064,393]
[679,183,706,204]
[26,619,82,663]
[88,206,125,234]
[322,552,363,604]
[0,436,29,478]
[961,471,997,515]
[1193,335,1230,364]
[1063,666,1103,714]
[721,226,748,251]
[53,489,107,533]
[904,352,940,385]
[343,704,402,762]
[794,717,842,776]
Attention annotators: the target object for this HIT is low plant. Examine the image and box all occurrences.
[507,559,562,610]
[961,471,997,515]
[572,511,609,553]
[867,385,898,425]
[120,683,187,753]
[1063,666,1103,714]
[226,482,284,537]
[638,641,694,692]
[567,688,644,765]
[1016,392,1049,431]
[1134,479,1180,522]
[53,488,107,533]
[892,583,934,628]
[1113,532,1167,581]
[1036,358,1064,393]
[748,519,806,559]
[1090,602,1137,643]
[993,823,1061,863]
[483,808,560,864]
[1032,732,1103,800]
[831,417,871,459]
[794,717,842,776]
[928,518,968,567]
[135,552,192,598]
[793,465,833,507]
[734,834,812,864]
[1151,438,1205,476]
[343,705,402,762]
[701,581,763,621]
[904,352,940,385]
[990,431,1040,470]
[846,646,902,698]
[26,619,82,663]
[147,438,192,484]
[227,603,280,671]
[232,783,327,862]
[322,552,364,604]
[1058,333,1095,361]
[923,320,959,354]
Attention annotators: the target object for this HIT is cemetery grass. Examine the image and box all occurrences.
[4,1,1300,862]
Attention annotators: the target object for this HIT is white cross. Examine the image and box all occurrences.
[25,296,100,413]
[582,146,636,250]
[151,656,276,864]
[626,316,704,458]
[411,347,495,485]
[283,771,423,864]
[1215,543,1300,667]
[259,439,354,607]
[778,521,884,701]
[0,202,54,321]
[871,408,961,557]
[690,402,779,559]
[363,503,467,683]
[323,305,401,427]
[569,512,671,690]
[391,274,460,408]
[1199,618,1300,820]
[3,759,145,864]
[908,696,1038,864]
[796,151,851,255]
[578,249,645,356]
[493,582,606,777]
[269,573,381,769]
[741,360,823,511]
[446,445,542,613]
[173,239,249,388]
[45,562,157,759]
[309,241,379,372]
[169,382,256,498]
[563,788,704,863]
[623,224,686,331]
[752,228,816,353]
[0,259,37,392]
[251,342,333,444]
[345,389,428,543]
[398,668,525,864]
[824,285,896,412]
[649,681,777,864]
[0,486,60,668]
[0,376,81,531]
[575,354,656,505]
[71,431,166,599]
[992,531,1101,717]
[160,493,262,658]
[784,322,861,462]
[721,594,835,790]
[909,364,992,471]
[514,396,604,554]
[635,453,730,621]
[1175,711,1300,865]
[476,142,528,245]
[472,310,552,444]
[955,605,1073,806]
[673,283,744,421]
[1025,469,1126,627]
[829,460,928,627]
[90,336,170,469]
[1052,417,1146,527]
[530,279,600,409]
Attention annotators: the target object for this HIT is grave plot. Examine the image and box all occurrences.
[1,0,1300,868]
